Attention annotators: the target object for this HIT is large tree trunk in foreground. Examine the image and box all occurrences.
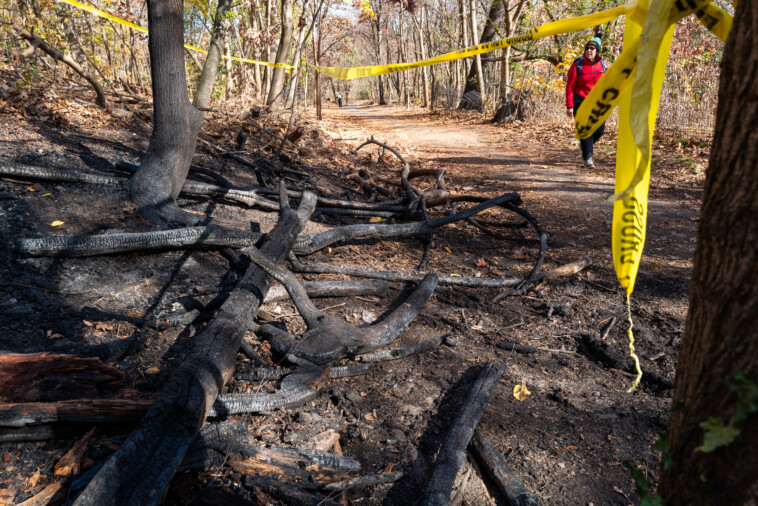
[130,0,204,224]
[658,3,758,504]
[193,0,233,109]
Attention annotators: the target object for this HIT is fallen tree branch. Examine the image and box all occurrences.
[355,335,448,363]
[469,430,542,506]
[0,399,153,443]
[72,188,317,506]
[243,246,439,365]
[422,361,507,506]
[11,23,107,108]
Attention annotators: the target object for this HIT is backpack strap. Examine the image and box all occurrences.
[575,56,607,76]
[574,56,584,76]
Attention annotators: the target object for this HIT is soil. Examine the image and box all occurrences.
[0,90,708,505]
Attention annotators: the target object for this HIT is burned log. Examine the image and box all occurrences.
[72,188,317,506]
[469,430,542,506]
[0,399,153,443]
[242,245,439,365]
[422,361,507,506]
[0,353,124,403]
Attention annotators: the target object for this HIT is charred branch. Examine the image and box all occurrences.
[422,361,507,506]
[73,188,317,506]
[469,430,542,506]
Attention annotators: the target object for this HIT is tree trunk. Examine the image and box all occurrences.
[130,0,204,224]
[458,0,505,109]
[266,0,294,109]
[658,3,758,504]
[285,0,314,109]
[193,0,232,109]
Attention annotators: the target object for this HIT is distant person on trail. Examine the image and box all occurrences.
[336,91,343,107]
[565,34,608,169]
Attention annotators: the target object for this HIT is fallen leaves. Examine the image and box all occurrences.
[50,220,64,227]
[513,382,531,402]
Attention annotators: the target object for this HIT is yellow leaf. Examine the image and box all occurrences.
[370,217,382,223]
[50,220,64,227]
[42,193,51,197]
[513,383,531,402]
[26,187,35,192]
[444,246,452,253]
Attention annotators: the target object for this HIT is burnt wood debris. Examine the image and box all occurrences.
[0,130,585,504]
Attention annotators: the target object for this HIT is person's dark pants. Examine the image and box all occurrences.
[338,98,342,107]
[574,94,605,161]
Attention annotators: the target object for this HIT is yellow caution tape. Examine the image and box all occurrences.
[574,0,732,143]
[57,0,295,69]
[307,5,627,80]
[608,0,730,392]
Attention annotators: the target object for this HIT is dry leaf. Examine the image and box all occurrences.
[145,366,161,375]
[26,468,40,490]
[513,383,531,402]
[50,220,64,227]
[474,258,487,267]
[444,246,452,253]
[370,217,382,222]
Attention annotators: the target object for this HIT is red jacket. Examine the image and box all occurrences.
[565,57,607,108]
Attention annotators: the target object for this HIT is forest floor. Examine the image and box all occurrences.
[0,87,710,505]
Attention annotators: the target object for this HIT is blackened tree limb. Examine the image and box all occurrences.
[20,191,518,256]
[422,361,507,506]
[244,246,439,364]
[73,189,317,506]
[356,137,413,204]
[0,164,277,210]
[290,257,523,288]
[469,430,542,506]
[355,335,447,363]
[294,193,521,255]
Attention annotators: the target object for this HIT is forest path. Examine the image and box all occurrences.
[310,101,700,298]
[324,101,616,216]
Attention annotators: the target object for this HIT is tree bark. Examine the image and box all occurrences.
[469,0,486,109]
[458,0,506,108]
[266,0,294,109]
[658,3,758,504]
[130,0,205,225]
[193,0,233,109]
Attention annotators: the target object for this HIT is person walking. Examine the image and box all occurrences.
[336,91,343,107]
[566,34,608,168]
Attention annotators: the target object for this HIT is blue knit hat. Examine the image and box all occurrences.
[587,36,602,51]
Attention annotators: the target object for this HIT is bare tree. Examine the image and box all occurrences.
[193,0,233,109]
[266,0,295,109]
